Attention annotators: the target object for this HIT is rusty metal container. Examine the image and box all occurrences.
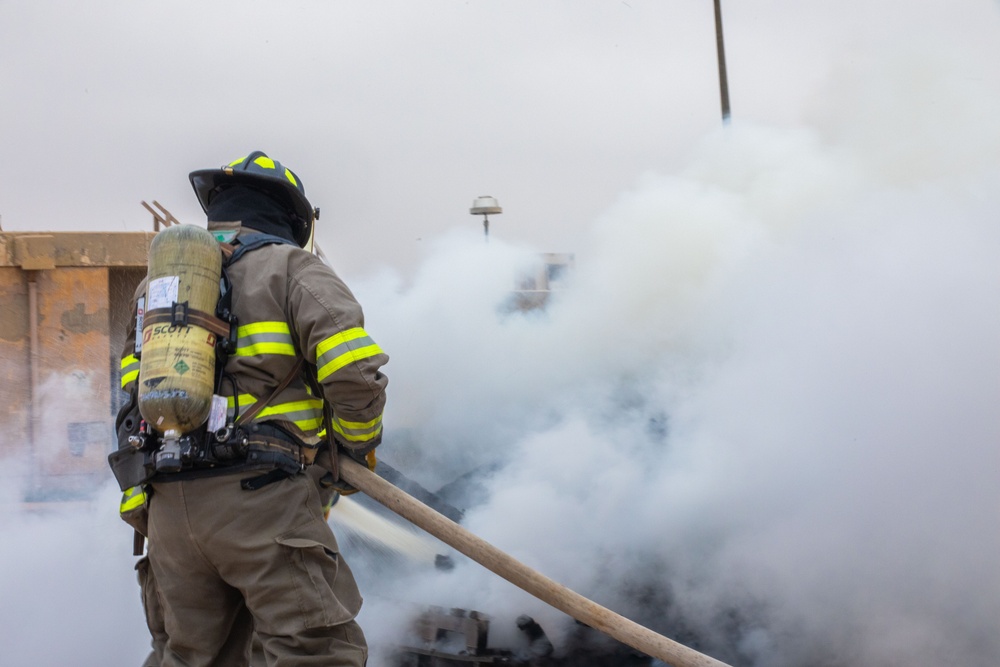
[0,230,153,501]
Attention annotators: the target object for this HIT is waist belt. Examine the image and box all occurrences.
[146,421,320,484]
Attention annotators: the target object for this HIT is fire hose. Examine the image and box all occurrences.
[338,454,733,667]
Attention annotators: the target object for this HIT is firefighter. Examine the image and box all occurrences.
[114,151,388,667]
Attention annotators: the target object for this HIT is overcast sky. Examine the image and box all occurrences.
[2,2,1000,666]
[2,0,733,279]
[4,1,993,278]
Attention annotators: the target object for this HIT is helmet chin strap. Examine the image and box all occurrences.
[286,211,313,249]
[302,218,316,254]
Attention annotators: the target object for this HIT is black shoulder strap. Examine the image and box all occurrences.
[215,232,298,356]
[213,231,302,417]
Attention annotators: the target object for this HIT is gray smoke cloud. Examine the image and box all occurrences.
[351,24,1000,667]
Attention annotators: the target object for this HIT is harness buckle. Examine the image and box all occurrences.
[170,301,190,327]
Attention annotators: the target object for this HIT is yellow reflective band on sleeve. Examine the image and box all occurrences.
[316,328,384,382]
[120,354,140,389]
[330,413,383,444]
[120,486,146,514]
[233,321,297,357]
[121,371,139,389]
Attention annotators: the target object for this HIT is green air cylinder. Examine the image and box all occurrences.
[137,224,222,437]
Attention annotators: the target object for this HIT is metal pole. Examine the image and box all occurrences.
[28,274,41,486]
[713,0,732,124]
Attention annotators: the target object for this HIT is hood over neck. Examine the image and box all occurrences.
[206,186,298,245]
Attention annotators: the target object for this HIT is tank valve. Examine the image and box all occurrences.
[155,429,186,473]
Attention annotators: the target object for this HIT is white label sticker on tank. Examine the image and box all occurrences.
[134,296,146,353]
[147,276,180,310]
[207,394,228,433]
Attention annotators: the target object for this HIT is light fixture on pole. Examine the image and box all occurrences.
[470,195,502,241]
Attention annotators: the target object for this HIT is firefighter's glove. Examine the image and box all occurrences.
[329,477,359,496]
[324,449,376,496]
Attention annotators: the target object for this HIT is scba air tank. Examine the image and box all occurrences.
[137,224,222,449]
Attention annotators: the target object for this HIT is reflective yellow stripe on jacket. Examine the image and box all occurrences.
[232,322,296,357]
[330,413,383,445]
[316,327,384,382]
[223,320,383,442]
[120,486,146,514]
[226,394,325,433]
[120,354,140,390]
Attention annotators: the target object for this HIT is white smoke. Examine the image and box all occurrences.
[354,20,1000,667]
[0,474,152,663]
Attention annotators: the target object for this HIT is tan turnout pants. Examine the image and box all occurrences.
[136,556,259,666]
[147,470,367,667]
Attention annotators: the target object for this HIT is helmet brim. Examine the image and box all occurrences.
[189,169,311,220]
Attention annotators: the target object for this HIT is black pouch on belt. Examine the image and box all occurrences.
[108,446,155,491]
[240,422,307,486]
